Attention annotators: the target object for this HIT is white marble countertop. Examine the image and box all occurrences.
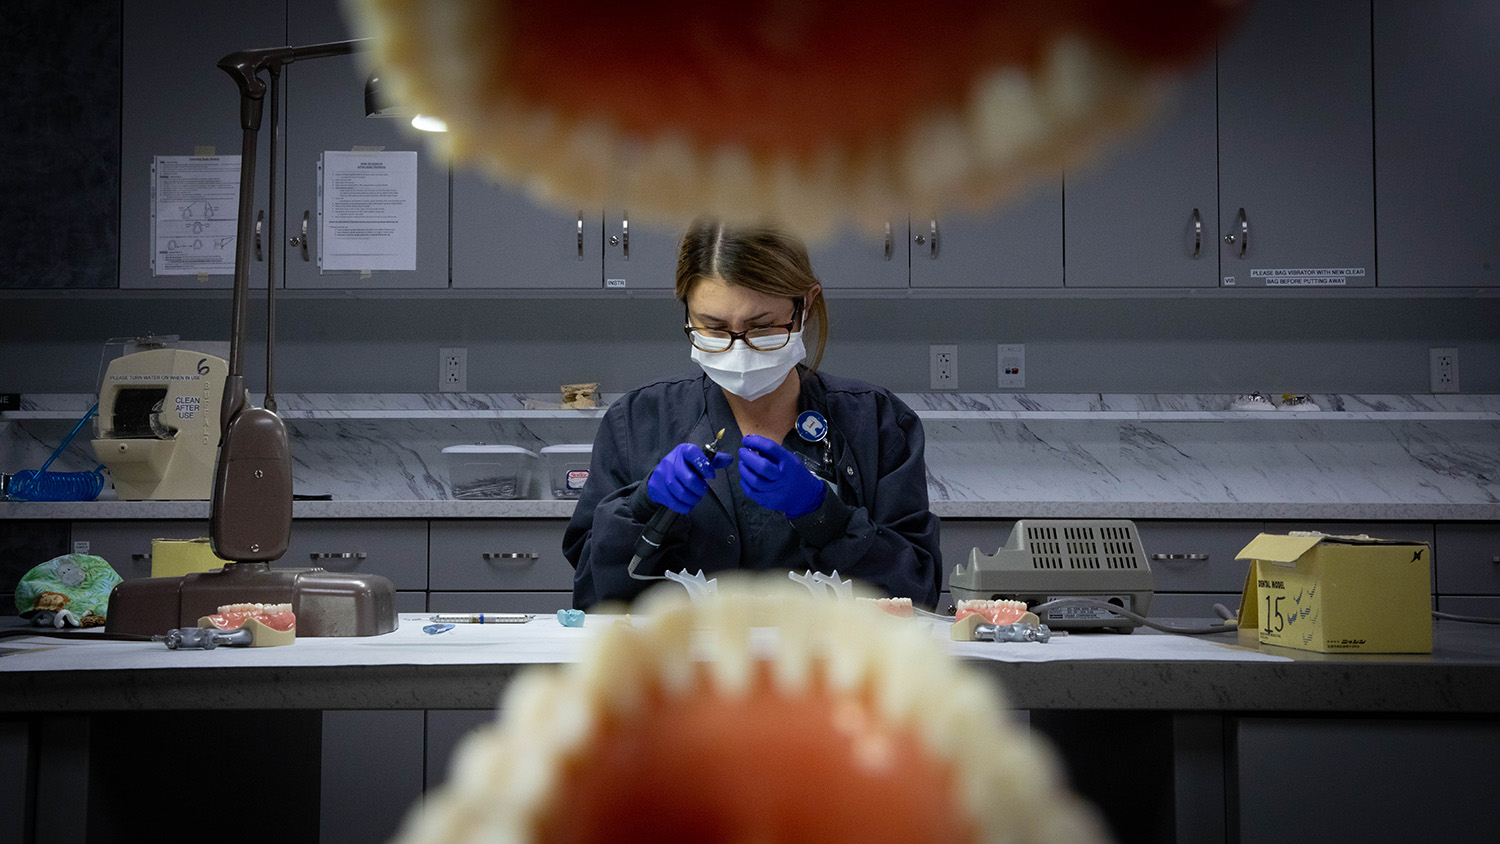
[5,392,1497,521]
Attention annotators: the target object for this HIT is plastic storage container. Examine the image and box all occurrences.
[442,445,538,499]
[540,444,593,499]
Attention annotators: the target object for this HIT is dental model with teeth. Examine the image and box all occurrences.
[343,0,1239,237]
[388,584,1110,844]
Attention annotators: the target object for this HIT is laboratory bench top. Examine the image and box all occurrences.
[2,615,1497,716]
[5,499,1500,520]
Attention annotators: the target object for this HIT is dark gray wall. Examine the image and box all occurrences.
[0,294,1495,395]
[0,0,120,289]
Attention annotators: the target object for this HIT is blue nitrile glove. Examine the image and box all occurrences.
[646,443,734,514]
[738,434,826,519]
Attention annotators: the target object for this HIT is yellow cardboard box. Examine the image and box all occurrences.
[151,537,229,578]
[1235,532,1431,654]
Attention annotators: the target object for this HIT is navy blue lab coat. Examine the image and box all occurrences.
[562,368,942,609]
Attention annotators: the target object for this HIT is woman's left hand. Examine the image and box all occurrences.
[738,434,826,519]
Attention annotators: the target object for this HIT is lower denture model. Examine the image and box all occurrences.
[390,584,1107,844]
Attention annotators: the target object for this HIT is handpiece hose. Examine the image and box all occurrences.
[627,430,725,579]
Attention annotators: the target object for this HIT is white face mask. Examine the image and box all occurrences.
[692,330,806,401]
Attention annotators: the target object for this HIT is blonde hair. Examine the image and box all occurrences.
[675,217,828,371]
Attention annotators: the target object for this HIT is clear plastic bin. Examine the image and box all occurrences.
[441,445,537,499]
[540,444,593,499]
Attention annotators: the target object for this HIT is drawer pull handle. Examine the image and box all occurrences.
[484,552,540,561]
[131,553,152,561]
[1152,553,1209,561]
[310,552,367,561]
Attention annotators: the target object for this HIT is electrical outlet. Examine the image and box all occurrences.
[930,345,958,390]
[1429,347,1459,393]
[440,347,467,392]
[998,343,1026,388]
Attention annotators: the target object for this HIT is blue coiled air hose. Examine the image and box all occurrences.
[6,403,106,502]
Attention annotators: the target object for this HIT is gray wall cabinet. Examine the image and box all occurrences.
[809,219,912,290]
[1374,0,1500,288]
[451,179,604,289]
[1063,61,1220,288]
[603,209,684,291]
[908,186,1065,289]
[119,0,283,290]
[283,0,448,289]
[1216,0,1376,288]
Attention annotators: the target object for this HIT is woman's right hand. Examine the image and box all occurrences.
[647,443,734,514]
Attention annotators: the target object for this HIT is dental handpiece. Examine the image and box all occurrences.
[629,429,725,578]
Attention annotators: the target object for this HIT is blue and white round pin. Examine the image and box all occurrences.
[795,410,828,443]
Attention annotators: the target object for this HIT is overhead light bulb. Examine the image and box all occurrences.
[410,114,448,133]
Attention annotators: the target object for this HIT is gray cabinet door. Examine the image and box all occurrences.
[1374,0,1500,288]
[320,710,424,844]
[1135,520,1264,594]
[281,519,429,590]
[1434,523,1500,596]
[120,1,284,289]
[283,0,448,289]
[603,209,684,290]
[908,184,1063,288]
[1217,0,1375,288]
[451,176,603,288]
[70,519,209,580]
[809,220,910,290]
[1064,62,1220,288]
[430,520,574,591]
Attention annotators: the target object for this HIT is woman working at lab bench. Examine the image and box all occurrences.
[564,218,941,609]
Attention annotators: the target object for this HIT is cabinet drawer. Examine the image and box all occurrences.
[429,520,573,591]
[70,520,208,580]
[1135,521,1264,593]
[1435,524,1500,596]
[283,520,428,590]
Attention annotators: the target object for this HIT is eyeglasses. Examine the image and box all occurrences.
[684,299,803,353]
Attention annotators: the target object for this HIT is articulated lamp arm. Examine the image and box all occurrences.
[209,40,364,564]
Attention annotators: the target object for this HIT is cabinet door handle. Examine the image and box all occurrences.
[1222,208,1247,258]
[1190,208,1201,259]
[483,552,540,561]
[131,553,152,561]
[577,212,584,260]
[255,210,265,262]
[609,212,629,260]
[883,221,893,261]
[1152,553,1210,562]
[914,220,939,259]
[289,211,310,261]
[310,552,368,560]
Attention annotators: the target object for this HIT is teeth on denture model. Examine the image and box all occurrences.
[201,603,296,632]
[955,599,1032,626]
[857,596,915,618]
[390,583,1109,844]
[343,0,1238,239]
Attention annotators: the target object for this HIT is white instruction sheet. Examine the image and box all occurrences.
[150,155,240,275]
[318,150,418,272]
